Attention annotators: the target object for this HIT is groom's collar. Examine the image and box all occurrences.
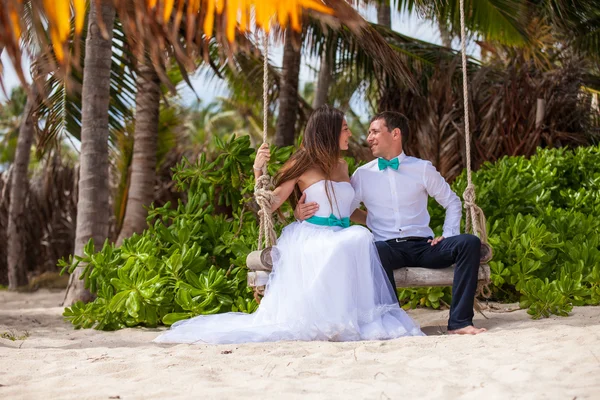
[386,152,406,162]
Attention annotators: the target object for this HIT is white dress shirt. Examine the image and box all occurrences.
[351,152,462,241]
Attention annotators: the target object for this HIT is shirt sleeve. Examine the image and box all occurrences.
[422,162,462,237]
[350,169,363,213]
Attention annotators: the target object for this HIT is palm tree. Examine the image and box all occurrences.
[63,0,115,305]
[274,29,303,147]
[6,80,40,289]
[112,96,187,235]
[377,0,392,28]
[116,58,160,245]
[4,1,420,156]
[312,41,334,109]
[0,87,26,170]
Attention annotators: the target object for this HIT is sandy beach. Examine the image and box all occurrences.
[1,289,599,399]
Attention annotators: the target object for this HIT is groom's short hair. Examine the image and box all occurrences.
[370,112,409,143]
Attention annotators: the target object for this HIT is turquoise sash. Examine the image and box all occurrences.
[306,213,350,228]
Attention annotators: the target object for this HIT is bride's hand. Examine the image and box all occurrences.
[253,143,271,170]
[294,193,319,221]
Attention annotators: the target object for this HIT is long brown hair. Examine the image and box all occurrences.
[275,104,344,209]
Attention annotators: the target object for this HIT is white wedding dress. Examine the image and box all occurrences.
[154,180,424,344]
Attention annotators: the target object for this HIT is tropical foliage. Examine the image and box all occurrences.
[0,0,372,91]
[379,55,598,181]
[61,135,291,329]
[407,144,600,318]
[0,87,27,170]
[62,136,600,329]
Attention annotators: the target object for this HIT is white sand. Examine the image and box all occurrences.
[1,289,599,399]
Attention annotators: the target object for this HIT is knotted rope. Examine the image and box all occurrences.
[255,176,277,251]
[459,0,492,299]
[252,32,278,302]
[254,32,278,251]
[463,185,488,245]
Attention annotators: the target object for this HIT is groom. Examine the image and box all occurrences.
[296,111,486,335]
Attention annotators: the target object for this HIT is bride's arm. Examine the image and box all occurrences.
[269,179,298,212]
[253,143,270,181]
[253,143,298,212]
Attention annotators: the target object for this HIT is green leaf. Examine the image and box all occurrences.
[126,292,142,318]
[162,313,193,326]
[108,290,131,313]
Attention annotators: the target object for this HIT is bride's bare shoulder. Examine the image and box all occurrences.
[298,168,326,190]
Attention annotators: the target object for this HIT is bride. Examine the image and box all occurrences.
[154,105,424,344]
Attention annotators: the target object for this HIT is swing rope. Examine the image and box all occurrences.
[254,32,278,252]
[251,32,278,302]
[459,0,492,298]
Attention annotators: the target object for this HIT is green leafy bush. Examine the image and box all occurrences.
[62,135,290,330]
[415,145,600,318]
[64,138,600,329]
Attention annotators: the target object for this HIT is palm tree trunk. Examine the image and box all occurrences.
[7,83,39,290]
[116,60,160,245]
[376,0,393,114]
[274,29,302,147]
[438,19,453,48]
[63,0,115,306]
[377,0,392,28]
[313,43,333,109]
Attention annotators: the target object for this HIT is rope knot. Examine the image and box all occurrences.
[255,174,273,190]
[462,182,489,253]
[463,183,476,207]
[254,174,277,251]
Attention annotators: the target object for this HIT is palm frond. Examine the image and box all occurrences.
[377,55,599,181]
[548,0,600,61]
[36,17,136,155]
[0,0,356,93]
[305,7,419,92]
[429,0,529,46]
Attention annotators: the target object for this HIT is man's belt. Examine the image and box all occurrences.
[386,236,432,243]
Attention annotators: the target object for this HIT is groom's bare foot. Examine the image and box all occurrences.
[448,325,487,335]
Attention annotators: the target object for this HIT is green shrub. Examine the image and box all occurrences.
[64,139,600,330]
[62,135,290,330]
[414,145,600,318]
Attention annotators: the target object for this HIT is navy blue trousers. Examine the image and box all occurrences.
[375,234,481,331]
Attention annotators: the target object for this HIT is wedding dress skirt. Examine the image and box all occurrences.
[154,180,424,344]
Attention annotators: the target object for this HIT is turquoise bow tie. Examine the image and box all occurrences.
[378,157,399,171]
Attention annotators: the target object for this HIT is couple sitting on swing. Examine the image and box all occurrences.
[155,105,486,345]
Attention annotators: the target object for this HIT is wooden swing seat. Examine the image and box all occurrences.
[246,244,491,289]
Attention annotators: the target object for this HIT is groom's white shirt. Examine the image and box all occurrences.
[350,152,462,242]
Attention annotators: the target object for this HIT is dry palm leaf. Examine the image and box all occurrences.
[0,0,337,90]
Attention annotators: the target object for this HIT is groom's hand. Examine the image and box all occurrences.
[428,236,445,246]
[294,193,319,221]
